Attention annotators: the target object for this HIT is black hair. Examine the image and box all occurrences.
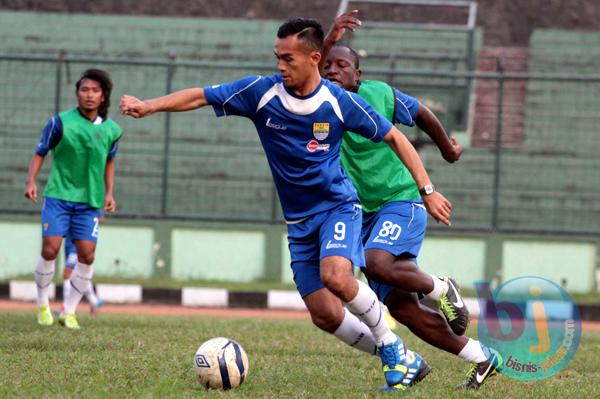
[333,44,360,69]
[277,18,324,51]
[75,68,113,118]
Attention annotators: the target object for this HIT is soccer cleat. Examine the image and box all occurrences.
[380,350,431,391]
[438,276,470,335]
[58,312,80,330]
[90,298,104,315]
[383,310,398,331]
[378,337,408,387]
[457,347,503,390]
[37,305,54,326]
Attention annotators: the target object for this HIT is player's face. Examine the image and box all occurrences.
[322,47,361,90]
[76,78,105,113]
[274,35,320,91]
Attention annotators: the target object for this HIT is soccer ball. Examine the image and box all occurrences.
[193,337,249,390]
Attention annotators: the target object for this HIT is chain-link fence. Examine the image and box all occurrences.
[1,54,599,234]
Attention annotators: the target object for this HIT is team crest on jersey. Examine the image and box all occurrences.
[313,123,329,140]
[43,223,49,231]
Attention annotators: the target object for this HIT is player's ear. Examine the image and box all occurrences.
[355,68,362,84]
[310,50,322,66]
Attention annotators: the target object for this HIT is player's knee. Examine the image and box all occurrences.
[41,245,59,260]
[320,268,351,298]
[365,253,417,283]
[78,253,95,265]
[310,309,342,333]
[364,250,394,278]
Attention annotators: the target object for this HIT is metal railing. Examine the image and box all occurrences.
[1,53,599,234]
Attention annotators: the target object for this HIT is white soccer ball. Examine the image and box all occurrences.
[193,337,249,390]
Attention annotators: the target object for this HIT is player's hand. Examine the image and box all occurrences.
[120,95,152,118]
[443,137,463,163]
[325,9,362,45]
[104,194,117,213]
[24,181,38,203]
[422,191,452,226]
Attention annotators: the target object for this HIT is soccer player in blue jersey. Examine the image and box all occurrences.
[319,11,502,390]
[25,69,121,330]
[120,18,453,391]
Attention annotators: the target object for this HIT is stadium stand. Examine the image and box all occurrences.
[0,11,281,61]
[1,10,599,233]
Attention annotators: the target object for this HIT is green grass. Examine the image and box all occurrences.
[1,310,599,398]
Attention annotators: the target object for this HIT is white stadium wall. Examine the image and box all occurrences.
[0,217,597,293]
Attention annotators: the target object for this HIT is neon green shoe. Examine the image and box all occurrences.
[438,277,470,335]
[58,312,80,330]
[37,305,54,326]
[384,310,399,331]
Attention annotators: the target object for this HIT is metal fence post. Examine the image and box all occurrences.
[54,51,65,115]
[160,52,176,217]
[270,183,278,223]
[491,57,505,230]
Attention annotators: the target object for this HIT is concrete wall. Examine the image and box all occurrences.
[0,216,598,293]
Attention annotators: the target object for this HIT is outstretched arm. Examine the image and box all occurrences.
[383,126,453,226]
[120,88,207,118]
[414,103,462,163]
[319,9,362,74]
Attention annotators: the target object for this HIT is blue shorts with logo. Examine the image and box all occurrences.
[288,202,365,298]
[41,196,102,243]
[361,200,427,302]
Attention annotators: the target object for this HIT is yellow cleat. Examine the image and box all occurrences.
[58,312,80,330]
[37,305,54,326]
[384,310,398,331]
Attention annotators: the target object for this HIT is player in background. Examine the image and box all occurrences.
[120,18,453,391]
[62,229,104,314]
[25,68,122,330]
[319,10,502,390]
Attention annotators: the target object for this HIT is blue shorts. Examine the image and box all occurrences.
[362,200,427,302]
[288,202,365,298]
[41,197,102,243]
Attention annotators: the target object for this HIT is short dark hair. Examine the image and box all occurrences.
[75,68,113,118]
[333,45,361,69]
[277,18,324,51]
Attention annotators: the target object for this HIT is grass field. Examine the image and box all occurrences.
[1,310,600,398]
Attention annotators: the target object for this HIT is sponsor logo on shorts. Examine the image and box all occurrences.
[325,240,347,250]
[313,122,329,140]
[372,237,394,245]
[307,140,330,153]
